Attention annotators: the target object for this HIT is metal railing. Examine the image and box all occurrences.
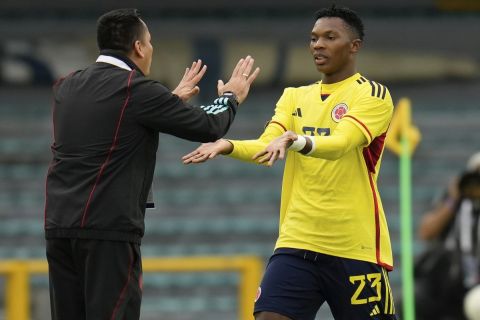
[0,256,263,320]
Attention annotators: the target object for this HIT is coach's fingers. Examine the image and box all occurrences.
[193,59,202,71]
[240,57,254,78]
[191,65,207,84]
[247,67,261,85]
[236,56,249,73]
[231,58,245,78]
[180,67,189,81]
[189,86,200,97]
[185,61,197,80]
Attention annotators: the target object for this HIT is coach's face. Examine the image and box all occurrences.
[309,17,361,79]
[135,20,153,75]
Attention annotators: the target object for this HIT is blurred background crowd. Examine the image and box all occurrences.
[0,0,479,319]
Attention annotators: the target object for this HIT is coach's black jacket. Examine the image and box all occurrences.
[45,52,238,244]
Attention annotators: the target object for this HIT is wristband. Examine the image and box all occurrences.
[299,136,314,155]
[288,136,314,155]
[288,136,307,152]
[222,91,239,106]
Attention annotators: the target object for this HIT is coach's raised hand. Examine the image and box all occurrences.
[172,59,207,101]
[218,55,260,104]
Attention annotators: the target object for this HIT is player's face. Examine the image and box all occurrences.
[309,17,360,79]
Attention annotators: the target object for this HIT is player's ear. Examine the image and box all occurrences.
[133,40,145,58]
[350,39,362,53]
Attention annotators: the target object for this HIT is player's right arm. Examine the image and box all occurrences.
[182,123,285,164]
[182,87,295,164]
[227,121,286,162]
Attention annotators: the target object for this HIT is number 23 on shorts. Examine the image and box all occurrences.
[348,270,395,315]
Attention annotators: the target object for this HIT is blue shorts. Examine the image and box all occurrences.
[254,248,397,320]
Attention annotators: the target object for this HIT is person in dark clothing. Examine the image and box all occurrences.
[44,8,260,320]
[415,152,480,320]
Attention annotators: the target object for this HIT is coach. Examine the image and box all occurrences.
[44,8,259,320]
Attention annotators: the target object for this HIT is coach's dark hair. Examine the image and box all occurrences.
[97,8,145,53]
[314,5,364,40]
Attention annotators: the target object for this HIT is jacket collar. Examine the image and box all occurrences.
[97,49,145,76]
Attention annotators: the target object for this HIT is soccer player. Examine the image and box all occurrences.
[44,8,259,320]
[183,5,397,320]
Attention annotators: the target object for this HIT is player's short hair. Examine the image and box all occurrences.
[97,8,145,54]
[314,5,365,41]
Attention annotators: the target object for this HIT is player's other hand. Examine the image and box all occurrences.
[218,55,260,104]
[253,131,298,167]
[172,59,207,102]
[182,139,234,164]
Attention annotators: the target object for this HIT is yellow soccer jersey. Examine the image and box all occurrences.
[228,73,394,269]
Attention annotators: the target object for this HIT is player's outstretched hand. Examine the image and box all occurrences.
[182,139,234,164]
[218,55,260,104]
[172,59,207,101]
[253,131,298,167]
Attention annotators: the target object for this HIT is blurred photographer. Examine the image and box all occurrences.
[415,152,480,320]
[419,152,480,241]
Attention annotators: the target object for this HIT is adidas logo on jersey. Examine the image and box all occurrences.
[292,107,302,117]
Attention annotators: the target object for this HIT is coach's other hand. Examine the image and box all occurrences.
[172,59,207,102]
[217,55,260,104]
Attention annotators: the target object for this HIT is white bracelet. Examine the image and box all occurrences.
[288,136,307,152]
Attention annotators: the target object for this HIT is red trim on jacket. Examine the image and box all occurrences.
[81,70,135,227]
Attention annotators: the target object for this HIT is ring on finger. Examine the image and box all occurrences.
[242,73,249,77]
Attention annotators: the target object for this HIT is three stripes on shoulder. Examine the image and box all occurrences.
[357,76,388,100]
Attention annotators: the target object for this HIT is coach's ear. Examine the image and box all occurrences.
[133,40,145,58]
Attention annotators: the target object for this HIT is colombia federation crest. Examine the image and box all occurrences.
[331,103,348,122]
